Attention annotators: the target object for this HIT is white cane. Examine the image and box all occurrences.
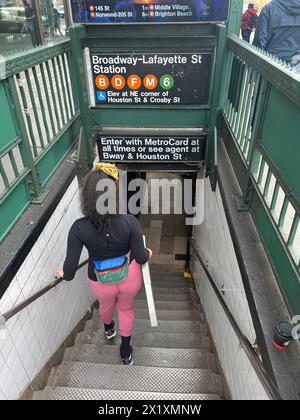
[142,236,158,327]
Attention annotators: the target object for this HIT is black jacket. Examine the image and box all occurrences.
[63,215,149,281]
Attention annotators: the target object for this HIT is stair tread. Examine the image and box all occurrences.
[135,300,197,310]
[36,386,221,400]
[134,309,202,321]
[33,267,224,400]
[141,286,194,294]
[64,344,216,370]
[150,275,193,281]
[51,362,222,395]
[92,308,202,321]
[76,330,211,350]
[91,319,207,334]
[151,273,189,279]
[94,300,197,311]
[146,282,193,289]
[136,293,196,302]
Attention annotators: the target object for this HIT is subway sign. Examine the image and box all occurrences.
[97,135,207,162]
[91,52,213,106]
[71,0,230,24]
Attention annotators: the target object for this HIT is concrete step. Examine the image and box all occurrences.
[134,308,202,321]
[33,273,223,401]
[63,344,217,371]
[150,272,189,280]
[151,271,186,280]
[75,330,212,351]
[150,265,186,273]
[91,318,207,335]
[141,300,197,310]
[49,362,223,395]
[150,273,192,280]
[148,280,194,289]
[136,292,196,302]
[34,386,221,400]
[141,286,195,295]
[134,300,198,310]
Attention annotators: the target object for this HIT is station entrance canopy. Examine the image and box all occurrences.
[68,0,239,172]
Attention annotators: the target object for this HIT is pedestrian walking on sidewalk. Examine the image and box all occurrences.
[241,3,258,43]
[253,0,300,67]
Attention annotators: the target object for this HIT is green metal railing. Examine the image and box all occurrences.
[251,149,300,272]
[0,40,80,242]
[224,57,264,164]
[221,35,300,315]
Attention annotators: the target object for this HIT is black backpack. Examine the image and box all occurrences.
[249,12,258,30]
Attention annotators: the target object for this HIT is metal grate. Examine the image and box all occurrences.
[92,318,206,335]
[77,330,211,350]
[67,344,216,370]
[39,386,221,400]
[54,362,222,395]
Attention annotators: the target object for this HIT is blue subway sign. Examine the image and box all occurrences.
[71,0,230,24]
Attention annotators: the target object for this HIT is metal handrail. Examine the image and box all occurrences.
[189,239,283,401]
[1,259,89,323]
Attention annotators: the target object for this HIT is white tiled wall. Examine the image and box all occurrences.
[0,177,94,400]
[191,178,269,400]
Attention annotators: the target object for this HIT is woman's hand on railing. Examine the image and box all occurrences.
[147,248,153,259]
[55,268,64,279]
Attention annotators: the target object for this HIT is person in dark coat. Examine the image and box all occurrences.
[253,0,300,67]
[241,3,258,43]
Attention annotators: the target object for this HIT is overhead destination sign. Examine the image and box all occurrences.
[91,52,213,106]
[97,135,207,162]
[71,0,230,24]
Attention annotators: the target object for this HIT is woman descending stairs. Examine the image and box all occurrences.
[33,272,224,400]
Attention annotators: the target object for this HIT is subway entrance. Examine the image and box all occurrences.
[68,1,238,183]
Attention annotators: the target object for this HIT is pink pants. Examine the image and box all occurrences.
[89,260,143,337]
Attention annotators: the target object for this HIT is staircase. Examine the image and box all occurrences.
[33,272,224,400]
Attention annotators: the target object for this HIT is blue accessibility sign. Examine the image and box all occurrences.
[96,91,107,102]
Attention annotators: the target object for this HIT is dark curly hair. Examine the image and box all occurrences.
[81,169,118,231]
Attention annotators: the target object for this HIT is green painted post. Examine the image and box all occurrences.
[227,0,244,35]
[218,0,243,110]
[240,79,270,208]
[241,74,261,154]
[0,161,10,189]
[69,25,94,168]
[39,63,56,136]
[206,0,244,189]
[24,69,46,151]
[31,66,51,144]
[44,60,62,131]
[206,24,227,178]
[51,57,67,126]
[60,54,76,116]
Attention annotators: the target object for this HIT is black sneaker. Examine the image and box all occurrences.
[105,321,116,340]
[121,346,133,365]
